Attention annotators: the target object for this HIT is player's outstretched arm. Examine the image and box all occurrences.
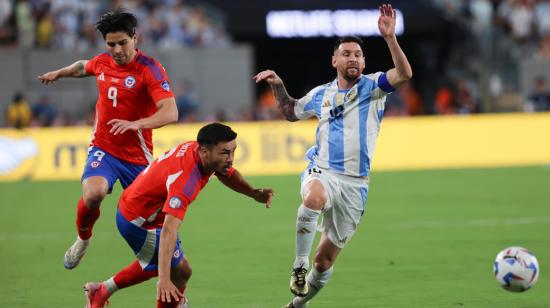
[378,3,412,89]
[108,97,178,135]
[216,169,274,208]
[253,70,299,122]
[37,60,90,84]
[157,214,184,303]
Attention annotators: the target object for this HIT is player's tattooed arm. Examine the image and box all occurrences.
[271,83,299,122]
[253,70,299,122]
[38,60,89,84]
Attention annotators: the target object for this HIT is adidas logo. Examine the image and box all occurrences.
[322,100,331,108]
[297,227,312,234]
[97,72,105,81]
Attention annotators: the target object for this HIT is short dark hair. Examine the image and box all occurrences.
[95,9,138,38]
[333,36,365,53]
[197,123,237,148]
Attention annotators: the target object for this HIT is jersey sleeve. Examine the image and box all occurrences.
[142,59,175,104]
[294,85,324,120]
[85,55,100,75]
[161,165,202,220]
[369,72,396,99]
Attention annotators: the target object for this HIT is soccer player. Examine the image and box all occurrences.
[38,10,178,270]
[83,123,274,308]
[253,4,412,307]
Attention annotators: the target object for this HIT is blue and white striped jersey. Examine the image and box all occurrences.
[295,72,395,177]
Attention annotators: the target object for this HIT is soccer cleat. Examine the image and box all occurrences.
[84,282,110,308]
[63,237,90,269]
[283,302,295,308]
[290,267,308,297]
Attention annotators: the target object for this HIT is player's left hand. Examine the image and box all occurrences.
[253,188,274,208]
[378,3,396,38]
[108,119,141,135]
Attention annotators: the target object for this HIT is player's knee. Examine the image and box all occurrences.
[303,193,326,211]
[83,188,107,207]
[171,260,192,287]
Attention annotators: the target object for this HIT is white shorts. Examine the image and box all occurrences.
[300,165,369,248]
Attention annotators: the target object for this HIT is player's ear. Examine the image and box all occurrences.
[331,55,337,68]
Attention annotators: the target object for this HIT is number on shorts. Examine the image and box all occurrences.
[93,150,106,161]
[108,87,118,107]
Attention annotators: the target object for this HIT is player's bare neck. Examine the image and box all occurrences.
[337,76,359,90]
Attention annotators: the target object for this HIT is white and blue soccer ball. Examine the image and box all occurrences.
[494,246,539,292]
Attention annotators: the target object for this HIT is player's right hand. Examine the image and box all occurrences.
[253,70,283,86]
[37,71,60,84]
[157,278,184,303]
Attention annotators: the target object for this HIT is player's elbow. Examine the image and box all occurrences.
[403,68,413,80]
[169,109,179,124]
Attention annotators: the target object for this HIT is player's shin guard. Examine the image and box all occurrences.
[294,204,321,269]
[293,266,333,307]
[113,260,158,290]
[76,197,100,240]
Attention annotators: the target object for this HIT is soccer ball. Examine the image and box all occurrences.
[493,246,539,292]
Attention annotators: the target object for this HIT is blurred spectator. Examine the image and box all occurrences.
[0,0,231,50]
[534,0,550,36]
[175,80,199,122]
[503,0,535,45]
[400,82,425,115]
[535,35,550,59]
[525,76,550,111]
[0,0,14,44]
[31,94,58,126]
[36,9,54,48]
[435,82,455,114]
[5,92,31,129]
[256,88,283,120]
[15,0,35,48]
[454,78,478,114]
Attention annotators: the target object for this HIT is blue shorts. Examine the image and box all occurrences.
[82,146,146,193]
[116,209,184,271]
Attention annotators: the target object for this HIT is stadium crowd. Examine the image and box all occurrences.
[2,0,550,129]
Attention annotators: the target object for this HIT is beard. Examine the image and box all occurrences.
[342,67,361,82]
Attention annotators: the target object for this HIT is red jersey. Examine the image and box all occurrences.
[85,50,175,165]
[118,141,235,229]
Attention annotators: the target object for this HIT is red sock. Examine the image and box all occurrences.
[113,260,158,290]
[76,197,100,240]
[157,287,185,308]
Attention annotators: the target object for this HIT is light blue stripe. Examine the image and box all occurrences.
[360,186,368,210]
[377,110,384,123]
[313,88,325,118]
[359,78,374,176]
[328,95,344,172]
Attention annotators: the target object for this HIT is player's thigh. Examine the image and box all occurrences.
[301,167,331,210]
[82,146,118,194]
[115,210,184,271]
[321,180,367,248]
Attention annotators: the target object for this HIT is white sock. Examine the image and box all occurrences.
[293,266,334,307]
[103,277,118,295]
[293,204,321,269]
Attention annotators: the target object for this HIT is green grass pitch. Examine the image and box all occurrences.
[1,166,549,307]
